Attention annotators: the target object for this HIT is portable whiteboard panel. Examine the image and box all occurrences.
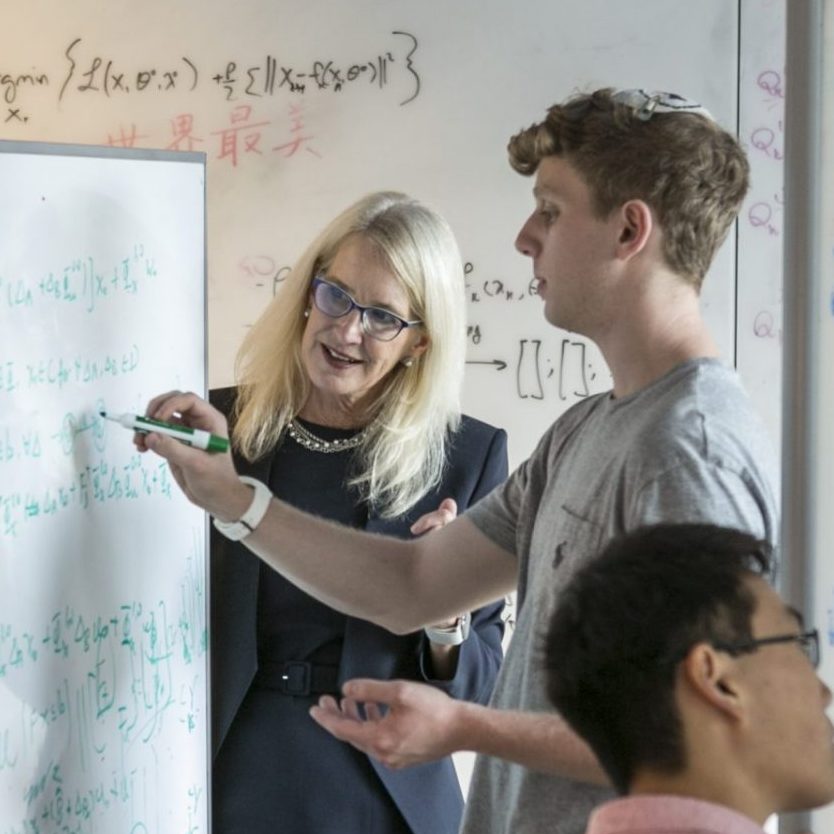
[0,0,754,469]
[0,142,208,834]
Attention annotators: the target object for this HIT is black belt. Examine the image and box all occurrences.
[254,661,340,697]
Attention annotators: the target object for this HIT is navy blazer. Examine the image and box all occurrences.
[210,388,508,834]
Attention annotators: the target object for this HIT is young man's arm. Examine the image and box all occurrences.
[140,391,518,630]
[245,494,516,629]
[309,678,608,784]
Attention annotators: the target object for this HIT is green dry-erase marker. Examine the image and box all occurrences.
[100,411,230,453]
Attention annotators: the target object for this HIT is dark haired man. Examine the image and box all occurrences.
[545,523,834,834]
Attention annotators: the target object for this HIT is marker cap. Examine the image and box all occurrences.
[207,434,230,454]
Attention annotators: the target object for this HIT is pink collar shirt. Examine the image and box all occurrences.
[585,795,766,834]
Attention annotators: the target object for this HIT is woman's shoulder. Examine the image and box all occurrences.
[449,414,507,459]
[209,386,238,418]
[456,413,504,440]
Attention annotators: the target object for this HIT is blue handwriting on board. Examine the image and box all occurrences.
[0,246,155,314]
[0,552,205,833]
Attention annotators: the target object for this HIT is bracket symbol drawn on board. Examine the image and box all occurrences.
[517,339,543,400]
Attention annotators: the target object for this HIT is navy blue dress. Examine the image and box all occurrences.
[210,388,508,834]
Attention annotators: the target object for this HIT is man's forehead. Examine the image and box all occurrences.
[533,181,561,200]
[746,574,804,629]
[532,157,583,198]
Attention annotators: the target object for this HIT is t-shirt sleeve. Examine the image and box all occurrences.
[463,420,559,560]
[464,458,528,557]
[629,456,777,542]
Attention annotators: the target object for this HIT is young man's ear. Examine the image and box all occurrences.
[615,199,653,258]
[680,643,745,723]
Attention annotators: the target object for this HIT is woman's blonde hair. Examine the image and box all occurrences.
[232,191,466,518]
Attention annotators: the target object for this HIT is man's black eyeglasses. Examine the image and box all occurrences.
[311,276,422,342]
[712,629,820,669]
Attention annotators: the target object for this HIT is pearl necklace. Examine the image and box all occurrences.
[286,418,370,454]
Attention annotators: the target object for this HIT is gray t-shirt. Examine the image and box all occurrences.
[461,358,778,834]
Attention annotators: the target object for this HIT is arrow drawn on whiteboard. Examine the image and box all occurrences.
[466,359,507,371]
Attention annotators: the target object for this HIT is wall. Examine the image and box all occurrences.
[737,0,786,451]
[0,0,751,469]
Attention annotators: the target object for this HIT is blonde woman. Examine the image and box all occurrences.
[207,192,507,834]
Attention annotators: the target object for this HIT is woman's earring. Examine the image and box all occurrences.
[303,308,310,319]
[401,357,414,368]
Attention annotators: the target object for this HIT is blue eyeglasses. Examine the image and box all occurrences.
[311,276,422,342]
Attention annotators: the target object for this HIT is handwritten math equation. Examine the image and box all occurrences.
[0,450,174,539]
[745,68,784,239]
[0,30,421,127]
[0,346,141,398]
[0,558,206,833]
[0,246,155,314]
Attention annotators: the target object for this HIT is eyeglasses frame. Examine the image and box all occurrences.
[310,275,422,342]
[712,628,820,669]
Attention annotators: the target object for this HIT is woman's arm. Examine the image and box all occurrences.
[415,424,509,700]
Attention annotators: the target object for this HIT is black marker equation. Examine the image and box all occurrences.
[467,338,610,402]
[516,338,603,401]
[59,38,198,101]
[0,31,420,125]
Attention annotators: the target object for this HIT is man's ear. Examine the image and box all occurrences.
[680,643,746,723]
[615,199,654,260]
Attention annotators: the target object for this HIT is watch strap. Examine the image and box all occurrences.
[212,476,272,541]
[424,612,471,646]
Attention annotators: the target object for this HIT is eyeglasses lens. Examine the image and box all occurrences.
[315,281,351,316]
[313,279,405,341]
[800,632,820,668]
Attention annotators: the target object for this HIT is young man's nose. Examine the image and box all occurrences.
[515,215,539,257]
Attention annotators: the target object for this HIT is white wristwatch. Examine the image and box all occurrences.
[424,612,471,646]
[212,476,272,541]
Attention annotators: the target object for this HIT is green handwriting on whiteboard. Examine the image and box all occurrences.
[0,245,156,314]
[0,455,173,538]
[0,346,141,397]
[0,552,206,832]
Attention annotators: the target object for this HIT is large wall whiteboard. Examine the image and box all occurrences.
[0,143,207,833]
[0,0,782,469]
[737,0,786,453]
